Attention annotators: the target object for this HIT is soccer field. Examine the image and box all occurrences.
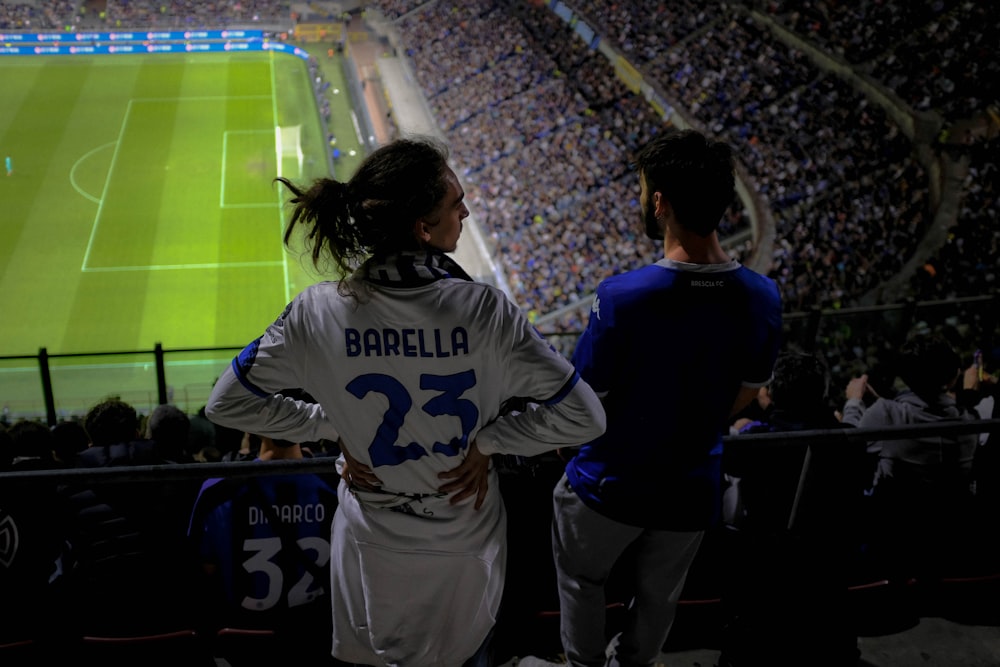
[0,50,362,417]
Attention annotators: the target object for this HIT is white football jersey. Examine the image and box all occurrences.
[206,252,605,666]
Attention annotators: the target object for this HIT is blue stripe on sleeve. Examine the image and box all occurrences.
[543,371,580,406]
[231,337,271,398]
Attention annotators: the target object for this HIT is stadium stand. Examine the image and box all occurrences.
[369,0,963,322]
[357,0,997,396]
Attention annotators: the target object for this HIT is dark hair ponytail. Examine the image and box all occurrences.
[277,176,365,277]
[276,136,451,280]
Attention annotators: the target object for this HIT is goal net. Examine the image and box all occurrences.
[275,124,304,178]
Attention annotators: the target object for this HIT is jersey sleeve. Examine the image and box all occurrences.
[205,297,341,444]
[474,298,605,457]
[742,276,784,387]
[570,283,616,398]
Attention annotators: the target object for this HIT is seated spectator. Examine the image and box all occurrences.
[0,422,12,470]
[726,349,854,530]
[187,406,221,462]
[6,419,58,470]
[959,353,1000,555]
[146,403,194,463]
[187,431,340,665]
[210,403,247,462]
[0,423,68,655]
[222,430,263,462]
[50,419,89,467]
[721,349,863,666]
[78,397,160,467]
[56,397,205,640]
[841,334,982,580]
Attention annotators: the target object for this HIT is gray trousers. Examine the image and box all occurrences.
[551,474,704,667]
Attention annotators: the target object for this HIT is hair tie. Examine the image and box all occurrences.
[313,178,350,212]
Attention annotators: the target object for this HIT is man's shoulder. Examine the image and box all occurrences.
[597,263,669,296]
[736,264,780,289]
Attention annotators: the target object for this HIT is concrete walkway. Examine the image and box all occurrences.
[345,16,509,293]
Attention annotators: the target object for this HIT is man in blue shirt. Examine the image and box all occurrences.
[551,130,783,667]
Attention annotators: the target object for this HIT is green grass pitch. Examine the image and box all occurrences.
[0,49,363,417]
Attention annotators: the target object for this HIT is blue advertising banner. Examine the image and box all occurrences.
[0,32,308,59]
[0,29,264,43]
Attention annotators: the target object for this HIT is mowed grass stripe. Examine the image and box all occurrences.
[0,59,136,355]
[222,130,279,208]
[86,99,173,269]
[0,61,40,273]
[0,60,97,282]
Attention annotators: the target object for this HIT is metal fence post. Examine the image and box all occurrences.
[39,347,57,426]
[155,342,168,405]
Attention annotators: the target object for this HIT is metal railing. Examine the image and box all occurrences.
[2,418,998,485]
[1,293,997,425]
[0,344,243,425]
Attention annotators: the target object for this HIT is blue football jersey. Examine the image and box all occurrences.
[568,258,782,530]
[188,470,339,624]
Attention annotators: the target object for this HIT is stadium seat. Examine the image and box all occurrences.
[80,629,213,666]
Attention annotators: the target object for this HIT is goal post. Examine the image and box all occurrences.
[275,124,304,178]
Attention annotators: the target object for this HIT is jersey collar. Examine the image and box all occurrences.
[362,250,474,288]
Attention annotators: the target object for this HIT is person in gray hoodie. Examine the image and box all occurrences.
[841,334,981,581]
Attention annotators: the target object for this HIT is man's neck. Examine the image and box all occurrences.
[663,231,730,264]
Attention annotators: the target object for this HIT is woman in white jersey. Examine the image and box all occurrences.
[205,136,605,667]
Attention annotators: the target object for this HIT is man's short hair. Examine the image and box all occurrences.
[769,350,830,414]
[84,398,139,447]
[896,335,961,398]
[634,129,735,237]
[147,404,190,444]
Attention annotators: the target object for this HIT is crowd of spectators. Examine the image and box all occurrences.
[0,395,342,661]
[0,396,338,471]
[0,0,291,31]
[912,137,999,302]
[97,0,291,29]
[371,0,750,320]
[358,0,998,404]
[760,0,1000,120]
[757,0,949,67]
[0,0,77,29]
[365,0,996,325]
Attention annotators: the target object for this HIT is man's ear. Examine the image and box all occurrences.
[654,191,672,219]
